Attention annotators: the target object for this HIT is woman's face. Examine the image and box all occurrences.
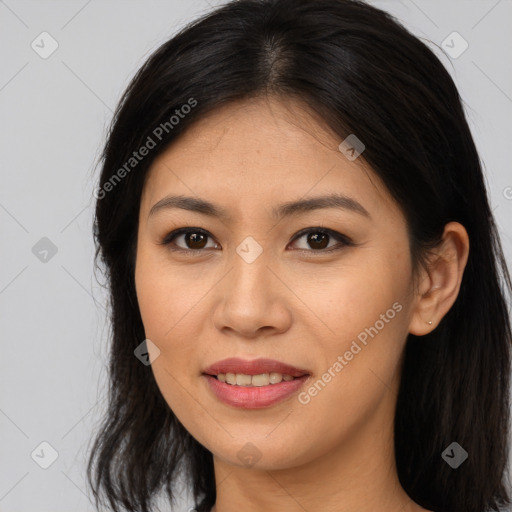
[135,96,420,470]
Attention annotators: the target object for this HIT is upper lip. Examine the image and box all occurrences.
[203,357,310,377]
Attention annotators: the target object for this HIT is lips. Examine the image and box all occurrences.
[201,357,311,409]
[202,357,310,377]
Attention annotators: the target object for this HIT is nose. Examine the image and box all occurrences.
[212,251,292,339]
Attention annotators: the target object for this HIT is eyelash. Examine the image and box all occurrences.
[158,226,354,256]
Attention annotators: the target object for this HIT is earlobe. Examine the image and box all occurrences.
[408,221,470,336]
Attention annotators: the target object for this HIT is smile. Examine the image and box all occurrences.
[202,357,311,409]
[216,372,296,386]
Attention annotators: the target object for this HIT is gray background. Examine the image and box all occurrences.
[1,1,511,511]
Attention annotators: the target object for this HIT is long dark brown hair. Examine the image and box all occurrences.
[87,1,512,511]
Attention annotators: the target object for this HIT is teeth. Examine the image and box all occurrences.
[216,372,297,386]
[236,374,252,386]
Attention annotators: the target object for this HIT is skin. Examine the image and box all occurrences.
[134,95,469,512]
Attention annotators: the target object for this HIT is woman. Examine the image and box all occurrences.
[87,1,512,511]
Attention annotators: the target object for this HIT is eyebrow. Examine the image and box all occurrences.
[148,193,371,221]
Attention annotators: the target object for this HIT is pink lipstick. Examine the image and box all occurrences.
[202,357,311,409]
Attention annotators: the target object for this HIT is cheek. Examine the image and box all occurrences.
[292,270,409,452]
[135,243,211,342]
[135,253,211,438]
[134,244,228,403]
[299,257,409,342]
[295,251,412,406]
[134,249,196,385]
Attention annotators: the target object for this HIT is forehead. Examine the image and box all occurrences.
[140,96,401,225]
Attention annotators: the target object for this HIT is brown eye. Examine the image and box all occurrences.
[185,232,208,249]
[160,228,219,252]
[305,232,329,250]
[289,228,352,253]
[160,226,352,255]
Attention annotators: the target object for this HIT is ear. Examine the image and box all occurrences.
[408,221,470,336]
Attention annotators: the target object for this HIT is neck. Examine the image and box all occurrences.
[210,384,425,512]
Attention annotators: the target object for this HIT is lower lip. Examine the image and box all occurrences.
[203,374,310,409]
